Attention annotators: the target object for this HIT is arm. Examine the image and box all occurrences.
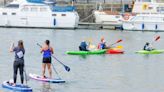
[40,48,44,53]
[51,47,54,54]
[9,43,15,52]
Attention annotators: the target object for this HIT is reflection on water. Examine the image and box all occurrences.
[41,83,52,92]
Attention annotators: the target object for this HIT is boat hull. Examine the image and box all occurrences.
[66,50,106,55]
[136,50,164,54]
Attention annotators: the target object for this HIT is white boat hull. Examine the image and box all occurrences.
[123,14,164,31]
[0,0,79,29]
[94,11,122,25]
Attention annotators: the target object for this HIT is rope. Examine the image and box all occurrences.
[80,13,94,22]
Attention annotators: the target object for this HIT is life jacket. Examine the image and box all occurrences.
[98,43,106,49]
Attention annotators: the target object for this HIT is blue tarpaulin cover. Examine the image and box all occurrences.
[52,6,76,12]
[26,0,44,3]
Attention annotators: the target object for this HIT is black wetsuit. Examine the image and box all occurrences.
[13,47,25,84]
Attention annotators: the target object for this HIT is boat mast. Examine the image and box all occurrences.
[121,0,125,14]
[4,0,6,6]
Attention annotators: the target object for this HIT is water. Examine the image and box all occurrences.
[0,28,164,92]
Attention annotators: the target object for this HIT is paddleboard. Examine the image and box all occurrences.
[29,73,65,83]
[2,81,32,92]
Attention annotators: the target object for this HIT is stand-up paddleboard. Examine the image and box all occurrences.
[2,81,32,92]
[29,73,65,83]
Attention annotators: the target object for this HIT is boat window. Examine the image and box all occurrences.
[61,14,66,16]
[21,7,29,12]
[142,0,151,2]
[40,7,47,12]
[6,4,19,8]
[11,13,16,15]
[52,14,57,16]
[131,16,143,21]
[157,7,164,13]
[31,7,38,12]
[2,12,7,15]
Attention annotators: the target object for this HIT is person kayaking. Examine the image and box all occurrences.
[9,40,25,86]
[79,41,89,51]
[97,37,108,49]
[41,40,54,79]
[143,42,154,51]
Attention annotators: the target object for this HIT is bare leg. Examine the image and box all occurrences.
[42,63,46,78]
[47,63,52,78]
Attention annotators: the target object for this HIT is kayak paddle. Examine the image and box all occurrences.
[37,43,70,72]
[109,39,123,46]
[155,36,160,41]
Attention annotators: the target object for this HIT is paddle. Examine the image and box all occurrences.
[109,39,123,47]
[151,36,160,44]
[155,36,160,41]
[51,63,61,79]
[87,38,96,50]
[37,43,70,72]
[116,45,123,49]
[24,66,29,85]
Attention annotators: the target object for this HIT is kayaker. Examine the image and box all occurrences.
[97,38,108,49]
[9,40,25,86]
[41,40,54,79]
[79,41,89,51]
[143,42,154,51]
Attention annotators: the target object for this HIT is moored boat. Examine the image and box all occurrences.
[0,0,79,28]
[123,0,164,31]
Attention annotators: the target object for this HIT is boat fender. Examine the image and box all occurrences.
[142,23,144,30]
[54,18,56,25]
[155,24,158,30]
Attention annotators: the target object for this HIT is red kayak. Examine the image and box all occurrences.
[106,49,124,54]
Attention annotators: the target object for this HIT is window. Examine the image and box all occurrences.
[31,7,38,12]
[2,12,7,15]
[52,14,57,16]
[12,13,16,15]
[6,4,19,8]
[61,14,66,16]
[21,7,29,12]
[40,7,47,12]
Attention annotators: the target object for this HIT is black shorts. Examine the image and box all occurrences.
[43,57,51,63]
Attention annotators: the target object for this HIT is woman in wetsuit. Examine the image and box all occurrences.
[41,40,54,78]
[10,40,25,86]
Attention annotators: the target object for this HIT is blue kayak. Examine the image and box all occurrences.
[2,81,32,92]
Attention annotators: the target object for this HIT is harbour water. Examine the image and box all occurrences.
[0,28,164,92]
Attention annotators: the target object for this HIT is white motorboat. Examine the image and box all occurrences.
[0,0,79,28]
[123,0,164,31]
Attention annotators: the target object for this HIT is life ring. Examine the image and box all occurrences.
[123,13,130,20]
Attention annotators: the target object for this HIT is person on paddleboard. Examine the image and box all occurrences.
[41,40,54,78]
[10,40,25,86]
[143,42,154,51]
[97,37,108,49]
[79,41,89,51]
